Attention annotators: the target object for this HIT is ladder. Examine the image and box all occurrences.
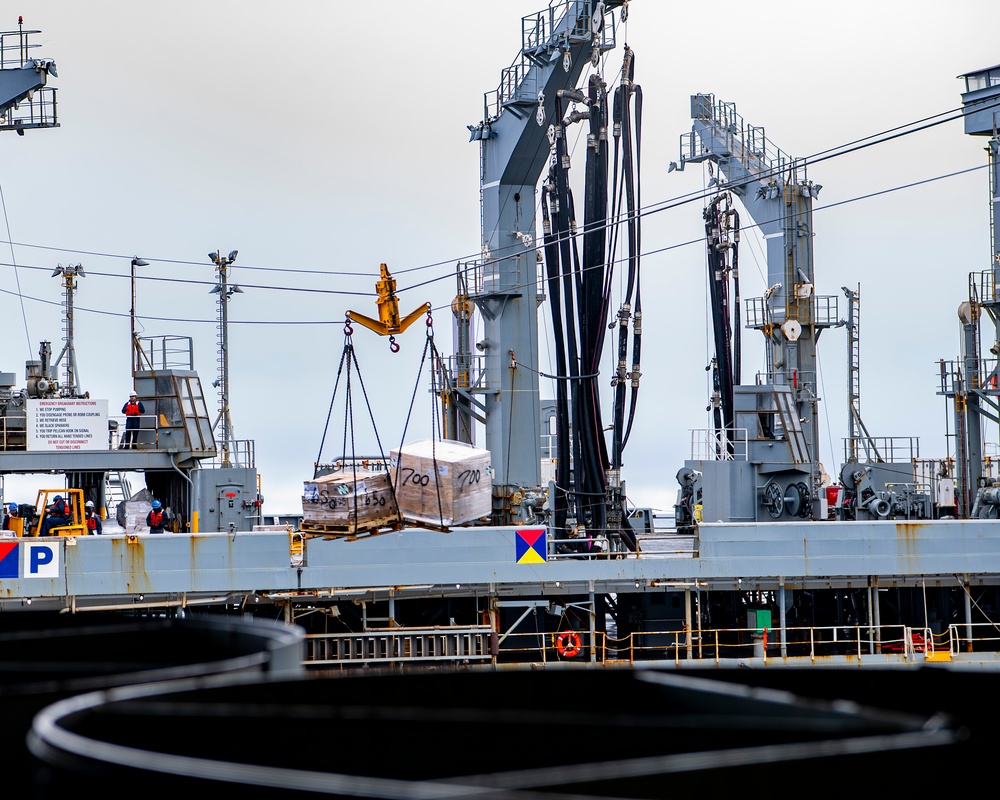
[104,472,132,522]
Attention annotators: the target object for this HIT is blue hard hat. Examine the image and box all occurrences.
[8,502,17,513]
[151,500,161,509]
[53,495,63,501]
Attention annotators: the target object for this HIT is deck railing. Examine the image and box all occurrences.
[304,622,1000,668]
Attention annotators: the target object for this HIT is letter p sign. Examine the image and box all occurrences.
[24,543,59,578]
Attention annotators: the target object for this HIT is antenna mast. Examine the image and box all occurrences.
[50,263,84,397]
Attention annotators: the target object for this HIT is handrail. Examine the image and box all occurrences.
[300,622,1000,669]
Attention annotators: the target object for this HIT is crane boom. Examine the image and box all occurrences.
[459,1,624,507]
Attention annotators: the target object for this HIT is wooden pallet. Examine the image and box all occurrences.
[299,515,402,538]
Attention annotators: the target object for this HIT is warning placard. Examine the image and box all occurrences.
[26,399,108,451]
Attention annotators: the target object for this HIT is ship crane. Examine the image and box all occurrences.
[672,95,843,525]
[0,17,59,134]
[455,0,626,524]
[949,65,1000,518]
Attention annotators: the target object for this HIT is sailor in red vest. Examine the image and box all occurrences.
[146,499,169,534]
[121,391,145,449]
[40,494,72,536]
[85,499,103,535]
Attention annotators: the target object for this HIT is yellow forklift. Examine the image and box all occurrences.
[21,488,88,537]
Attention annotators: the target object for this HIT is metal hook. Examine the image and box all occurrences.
[389,335,400,354]
[344,321,354,336]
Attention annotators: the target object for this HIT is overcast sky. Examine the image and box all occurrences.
[2,1,999,513]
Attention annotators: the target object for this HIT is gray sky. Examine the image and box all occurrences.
[2,0,999,513]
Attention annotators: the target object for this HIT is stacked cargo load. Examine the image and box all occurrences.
[300,469,399,534]
[391,439,492,527]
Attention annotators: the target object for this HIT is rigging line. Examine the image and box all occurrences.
[393,333,432,497]
[0,182,33,357]
[815,349,836,476]
[314,334,352,471]
[819,165,987,210]
[406,155,991,301]
[505,362,515,490]
[0,242,399,278]
[426,336,445,528]
[8,114,988,319]
[7,98,992,296]
[806,101,979,161]
[472,160,995,305]
[0,289,362,326]
[954,575,1000,631]
[9,155,989,330]
[0,260,377,297]
[806,101,1000,167]
[347,342,405,527]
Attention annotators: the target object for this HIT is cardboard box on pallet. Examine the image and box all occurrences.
[390,439,492,527]
[301,469,398,530]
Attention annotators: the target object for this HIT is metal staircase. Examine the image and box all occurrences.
[104,472,132,522]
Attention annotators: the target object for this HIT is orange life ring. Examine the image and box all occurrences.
[556,629,582,658]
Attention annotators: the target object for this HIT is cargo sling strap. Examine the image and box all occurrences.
[312,321,405,534]
[391,311,447,530]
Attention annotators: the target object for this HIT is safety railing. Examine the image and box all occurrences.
[947,620,1000,654]
[937,356,999,395]
[0,86,57,132]
[301,622,1000,669]
[0,412,173,451]
[112,414,170,450]
[842,436,920,465]
[482,1,618,123]
[494,624,980,666]
[201,438,256,469]
[439,353,488,398]
[744,294,840,328]
[689,428,749,461]
[681,94,794,181]
[135,335,195,371]
[0,25,46,68]
[971,268,1000,305]
[0,413,25,450]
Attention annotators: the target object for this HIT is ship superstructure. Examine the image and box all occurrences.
[1,4,1000,676]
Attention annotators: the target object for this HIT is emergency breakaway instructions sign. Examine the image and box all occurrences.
[27,398,108,451]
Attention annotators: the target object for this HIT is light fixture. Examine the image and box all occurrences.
[132,256,149,268]
[24,597,31,605]
[50,267,61,277]
[232,285,244,294]
[212,379,221,388]
[634,580,640,588]
[227,250,238,262]
[208,251,220,263]
[209,285,222,294]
